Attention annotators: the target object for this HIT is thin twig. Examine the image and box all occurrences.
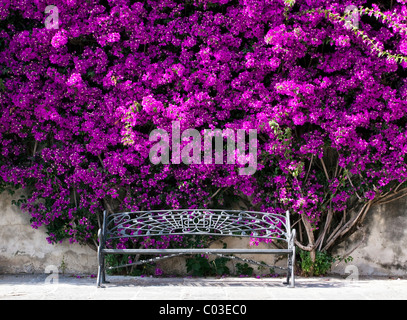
[376,190,407,206]
[339,201,371,237]
[374,188,407,203]
[210,188,223,199]
[320,157,330,181]
[323,201,371,251]
[98,154,105,169]
[304,154,314,184]
[33,140,38,157]
[103,198,114,214]
[346,173,362,200]
[316,207,333,251]
[394,181,406,193]
[324,209,347,250]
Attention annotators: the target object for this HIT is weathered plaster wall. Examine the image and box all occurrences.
[0,190,97,274]
[331,199,407,277]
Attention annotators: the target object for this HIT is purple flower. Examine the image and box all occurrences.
[155,268,163,276]
[107,32,120,43]
[51,30,68,49]
[400,40,407,56]
[67,72,83,86]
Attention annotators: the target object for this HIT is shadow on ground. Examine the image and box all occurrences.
[101,275,350,289]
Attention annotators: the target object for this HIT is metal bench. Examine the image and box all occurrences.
[97,209,296,287]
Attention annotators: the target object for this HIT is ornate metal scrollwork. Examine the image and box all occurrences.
[106,209,288,240]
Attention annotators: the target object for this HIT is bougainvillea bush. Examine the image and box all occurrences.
[1,0,407,272]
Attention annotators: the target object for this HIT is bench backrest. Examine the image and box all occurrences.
[102,209,292,243]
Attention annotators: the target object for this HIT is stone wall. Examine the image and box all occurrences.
[0,190,97,274]
[0,190,406,276]
[331,199,407,277]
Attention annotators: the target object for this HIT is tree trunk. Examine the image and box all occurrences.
[301,213,317,275]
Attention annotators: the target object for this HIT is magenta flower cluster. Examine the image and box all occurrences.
[1,0,407,249]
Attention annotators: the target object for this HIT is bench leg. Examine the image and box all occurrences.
[101,264,109,284]
[97,254,104,287]
[284,269,290,286]
[288,249,295,288]
[97,265,103,288]
[97,250,109,287]
[283,252,295,288]
[97,264,110,287]
[289,251,295,288]
[283,259,291,287]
